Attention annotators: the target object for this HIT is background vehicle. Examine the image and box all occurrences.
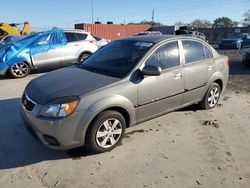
[93,35,110,48]
[134,31,162,36]
[21,35,229,153]
[242,48,250,66]
[0,29,98,78]
[242,35,250,48]
[0,22,30,40]
[219,33,249,49]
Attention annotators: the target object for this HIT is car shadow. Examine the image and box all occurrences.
[0,98,93,170]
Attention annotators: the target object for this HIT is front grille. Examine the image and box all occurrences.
[22,93,36,111]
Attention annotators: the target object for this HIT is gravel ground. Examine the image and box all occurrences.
[0,49,250,188]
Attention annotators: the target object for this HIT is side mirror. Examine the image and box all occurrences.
[141,65,162,76]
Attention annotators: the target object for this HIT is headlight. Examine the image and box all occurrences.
[40,98,79,118]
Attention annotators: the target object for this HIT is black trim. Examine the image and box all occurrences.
[135,82,207,108]
[135,90,185,107]
[185,82,207,92]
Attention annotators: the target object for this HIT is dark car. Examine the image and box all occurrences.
[219,33,249,49]
[242,35,250,48]
[242,49,250,66]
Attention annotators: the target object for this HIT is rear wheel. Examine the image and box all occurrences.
[9,62,30,78]
[199,83,221,110]
[85,110,126,153]
[78,53,91,63]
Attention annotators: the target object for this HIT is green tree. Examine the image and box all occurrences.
[242,10,250,27]
[129,20,163,26]
[191,19,212,29]
[212,17,238,28]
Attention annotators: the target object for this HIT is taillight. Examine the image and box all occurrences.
[227,58,230,66]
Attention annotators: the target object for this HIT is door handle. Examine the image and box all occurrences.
[208,66,213,70]
[174,73,182,79]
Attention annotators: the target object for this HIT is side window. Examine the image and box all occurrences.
[76,33,87,41]
[65,32,78,42]
[204,45,213,59]
[145,41,180,69]
[182,40,205,64]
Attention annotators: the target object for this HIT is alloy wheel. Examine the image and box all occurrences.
[11,63,29,77]
[96,118,123,149]
[207,87,220,108]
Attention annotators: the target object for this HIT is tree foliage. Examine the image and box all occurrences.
[212,17,238,28]
[191,19,212,29]
[128,20,163,26]
[242,10,250,27]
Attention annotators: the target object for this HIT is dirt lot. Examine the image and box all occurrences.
[0,49,250,188]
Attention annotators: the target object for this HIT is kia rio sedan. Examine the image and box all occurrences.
[20,35,229,153]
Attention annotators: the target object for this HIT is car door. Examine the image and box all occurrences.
[137,41,184,121]
[181,40,215,104]
[30,33,62,69]
[60,32,85,66]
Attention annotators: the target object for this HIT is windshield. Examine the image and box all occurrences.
[227,33,243,39]
[80,40,153,78]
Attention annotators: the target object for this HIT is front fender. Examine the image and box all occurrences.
[75,94,136,144]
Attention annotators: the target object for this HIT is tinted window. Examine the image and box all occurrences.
[65,32,78,42]
[145,41,180,69]
[204,45,213,59]
[81,40,153,78]
[76,33,87,40]
[93,36,102,41]
[182,40,205,63]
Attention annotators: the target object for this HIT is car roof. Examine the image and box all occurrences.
[120,35,203,43]
[63,29,90,34]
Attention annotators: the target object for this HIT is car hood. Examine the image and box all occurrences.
[25,66,120,104]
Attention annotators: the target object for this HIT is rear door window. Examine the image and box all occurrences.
[65,32,78,42]
[204,45,213,59]
[145,41,180,69]
[182,40,205,64]
[76,33,88,41]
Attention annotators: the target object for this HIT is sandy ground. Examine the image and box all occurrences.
[0,49,250,188]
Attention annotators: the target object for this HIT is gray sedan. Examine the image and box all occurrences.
[20,35,229,153]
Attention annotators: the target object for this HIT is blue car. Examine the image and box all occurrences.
[219,33,249,49]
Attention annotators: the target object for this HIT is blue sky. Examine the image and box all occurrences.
[1,0,249,31]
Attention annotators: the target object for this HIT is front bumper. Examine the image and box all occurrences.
[20,102,90,150]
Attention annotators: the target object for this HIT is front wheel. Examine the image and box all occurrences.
[199,83,221,110]
[85,110,126,153]
[9,62,30,78]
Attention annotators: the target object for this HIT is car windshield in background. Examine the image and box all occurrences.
[80,40,153,78]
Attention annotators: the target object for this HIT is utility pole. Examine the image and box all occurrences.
[151,9,155,24]
[91,0,94,23]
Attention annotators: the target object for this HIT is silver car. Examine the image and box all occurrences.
[0,29,98,78]
[20,35,229,153]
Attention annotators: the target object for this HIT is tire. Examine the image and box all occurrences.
[78,53,91,63]
[199,83,221,110]
[8,62,30,78]
[242,55,250,67]
[85,110,126,153]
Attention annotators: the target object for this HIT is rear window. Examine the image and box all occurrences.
[93,36,102,41]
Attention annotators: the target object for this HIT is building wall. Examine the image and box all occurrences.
[75,23,151,41]
[150,26,177,35]
[198,27,250,44]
